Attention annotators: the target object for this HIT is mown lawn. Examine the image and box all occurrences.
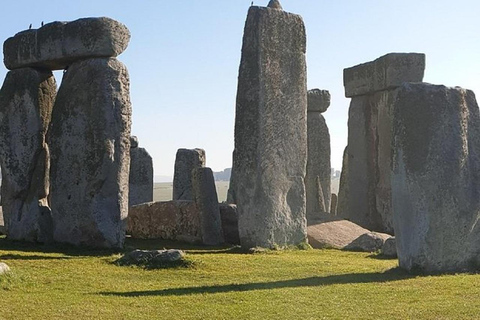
[1,235,480,320]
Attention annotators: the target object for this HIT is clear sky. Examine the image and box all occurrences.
[0,1,479,180]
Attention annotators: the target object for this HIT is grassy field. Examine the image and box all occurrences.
[1,236,480,319]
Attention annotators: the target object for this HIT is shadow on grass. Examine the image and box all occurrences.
[99,267,414,297]
[0,253,71,260]
[366,253,397,260]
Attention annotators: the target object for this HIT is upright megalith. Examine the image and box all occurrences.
[306,89,331,220]
[3,17,130,70]
[173,148,206,201]
[129,136,154,206]
[392,83,480,273]
[338,53,425,234]
[0,68,56,242]
[230,2,308,248]
[192,167,224,245]
[48,57,132,249]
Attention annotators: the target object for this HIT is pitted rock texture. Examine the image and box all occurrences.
[231,6,307,248]
[267,0,283,9]
[306,110,331,219]
[192,168,224,245]
[307,89,330,113]
[0,68,56,243]
[344,53,425,98]
[392,83,480,273]
[48,57,131,249]
[129,145,153,206]
[4,17,130,70]
[127,200,201,243]
[173,148,206,201]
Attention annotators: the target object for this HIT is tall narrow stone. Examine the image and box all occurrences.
[0,68,56,242]
[129,136,153,206]
[48,57,131,249]
[172,148,206,201]
[338,53,425,234]
[192,167,224,245]
[306,89,331,220]
[392,83,480,273]
[230,4,307,248]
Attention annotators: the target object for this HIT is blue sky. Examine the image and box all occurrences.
[0,1,479,179]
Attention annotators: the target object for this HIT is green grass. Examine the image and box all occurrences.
[1,236,480,319]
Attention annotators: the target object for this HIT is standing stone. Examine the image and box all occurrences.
[230,3,307,248]
[306,89,331,220]
[172,148,205,201]
[48,58,131,249]
[219,203,240,245]
[338,53,425,234]
[0,68,56,243]
[129,137,153,206]
[392,83,480,273]
[192,167,224,245]
[330,193,338,215]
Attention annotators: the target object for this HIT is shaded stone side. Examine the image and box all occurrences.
[219,204,240,245]
[392,83,480,273]
[172,148,205,201]
[306,111,330,219]
[127,200,201,243]
[192,167,224,245]
[0,68,56,242]
[129,145,153,206]
[4,17,130,70]
[231,6,307,248]
[48,57,131,249]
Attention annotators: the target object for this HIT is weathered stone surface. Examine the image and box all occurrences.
[344,231,391,252]
[344,53,425,97]
[307,89,330,113]
[127,200,201,243]
[129,145,153,206]
[382,236,397,258]
[306,111,330,220]
[330,194,338,215]
[231,5,307,248]
[115,249,185,267]
[0,208,4,235]
[173,148,205,201]
[392,83,480,273]
[0,68,56,243]
[0,262,10,275]
[192,167,224,245]
[219,203,240,245]
[4,17,130,70]
[307,213,371,249]
[48,58,131,249]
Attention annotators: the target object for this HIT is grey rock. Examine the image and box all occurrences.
[115,249,185,266]
[0,262,10,275]
[344,231,391,252]
[267,0,283,9]
[0,207,4,235]
[129,146,154,206]
[4,17,130,70]
[219,203,240,245]
[130,136,139,148]
[330,193,338,215]
[172,148,206,201]
[0,68,56,243]
[344,53,425,97]
[231,5,307,248]
[48,58,131,249]
[392,83,480,273]
[306,111,331,220]
[127,200,201,243]
[382,236,397,257]
[192,167,224,245]
[307,89,330,113]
